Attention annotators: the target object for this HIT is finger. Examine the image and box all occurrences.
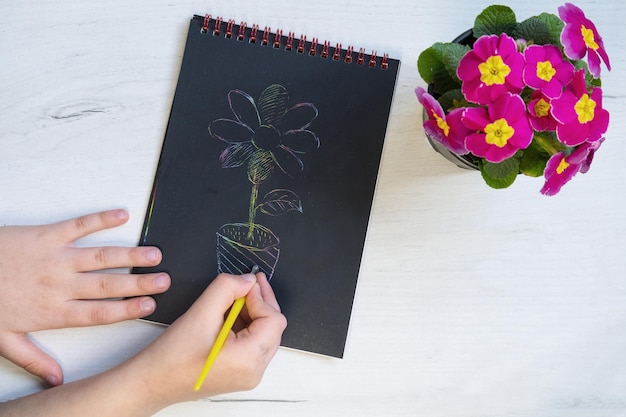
[52,209,129,242]
[63,296,158,326]
[72,272,170,300]
[255,272,281,312]
[234,273,281,329]
[0,332,64,386]
[70,245,162,272]
[239,280,287,338]
[188,273,257,319]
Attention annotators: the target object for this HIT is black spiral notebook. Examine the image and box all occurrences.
[134,14,399,358]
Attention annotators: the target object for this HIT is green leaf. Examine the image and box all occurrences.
[437,89,465,112]
[417,43,461,96]
[417,43,446,84]
[473,5,518,38]
[478,157,519,189]
[519,143,550,177]
[443,43,471,83]
[515,17,551,45]
[533,131,567,155]
[535,13,565,46]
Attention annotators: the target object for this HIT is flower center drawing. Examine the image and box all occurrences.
[253,125,282,151]
[574,93,596,124]
[478,55,511,86]
[581,25,599,50]
[536,60,556,82]
[484,118,515,148]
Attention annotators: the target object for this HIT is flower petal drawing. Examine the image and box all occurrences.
[219,143,256,168]
[228,90,261,130]
[273,145,304,177]
[209,118,254,143]
[279,103,319,131]
[258,84,290,126]
[281,130,320,154]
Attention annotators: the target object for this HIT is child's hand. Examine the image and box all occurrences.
[130,272,287,410]
[0,209,170,386]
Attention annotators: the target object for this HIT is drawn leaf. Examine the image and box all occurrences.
[257,189,303,216]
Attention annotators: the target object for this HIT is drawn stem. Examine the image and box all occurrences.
[247,182,259,240]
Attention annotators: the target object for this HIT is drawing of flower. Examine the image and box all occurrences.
[209,84,319,277]
[210,84,319,179]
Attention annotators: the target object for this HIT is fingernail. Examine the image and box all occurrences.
[154,274,169,289]
[241,273,256,282]
[45,375,60,386]
[140,298,156,313]
[145,248,160,262]
[114,209,128,220]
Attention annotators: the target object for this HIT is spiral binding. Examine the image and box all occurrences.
[200,14,389,70]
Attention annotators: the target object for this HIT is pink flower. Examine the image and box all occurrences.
[540,138,604,195]
[457,34,525,105]
[523,44,574,99]
[559,2,611,78]
[415,87,470,154]
[551,69,609,146]
[462,93,533,163]
[528,90,558,132]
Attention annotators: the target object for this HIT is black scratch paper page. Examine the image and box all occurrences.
[134,15,399,358]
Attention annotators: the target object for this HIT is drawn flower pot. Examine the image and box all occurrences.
[216,222,280,279]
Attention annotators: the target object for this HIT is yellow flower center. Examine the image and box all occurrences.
[556,157,570,175]
[536,60,556,82]
[581,24,599,50]
[534,98,551,118]
[484,118,515,148]
[431,109,450,137]
[478,55,511,86]
[574,93,596,124]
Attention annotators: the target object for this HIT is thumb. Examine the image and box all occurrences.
[188,273,257,319]
[0,332,64,386]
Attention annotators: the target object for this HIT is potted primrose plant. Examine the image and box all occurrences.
[416,3,610,195]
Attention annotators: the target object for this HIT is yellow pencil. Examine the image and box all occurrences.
[194,266,258,391]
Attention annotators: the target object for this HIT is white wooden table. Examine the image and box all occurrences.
[2,1,626,416]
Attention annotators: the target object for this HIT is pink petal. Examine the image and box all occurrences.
[587,49,602,78]
[556,121,589,146]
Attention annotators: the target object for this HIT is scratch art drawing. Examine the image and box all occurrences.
[208,84,319,278]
